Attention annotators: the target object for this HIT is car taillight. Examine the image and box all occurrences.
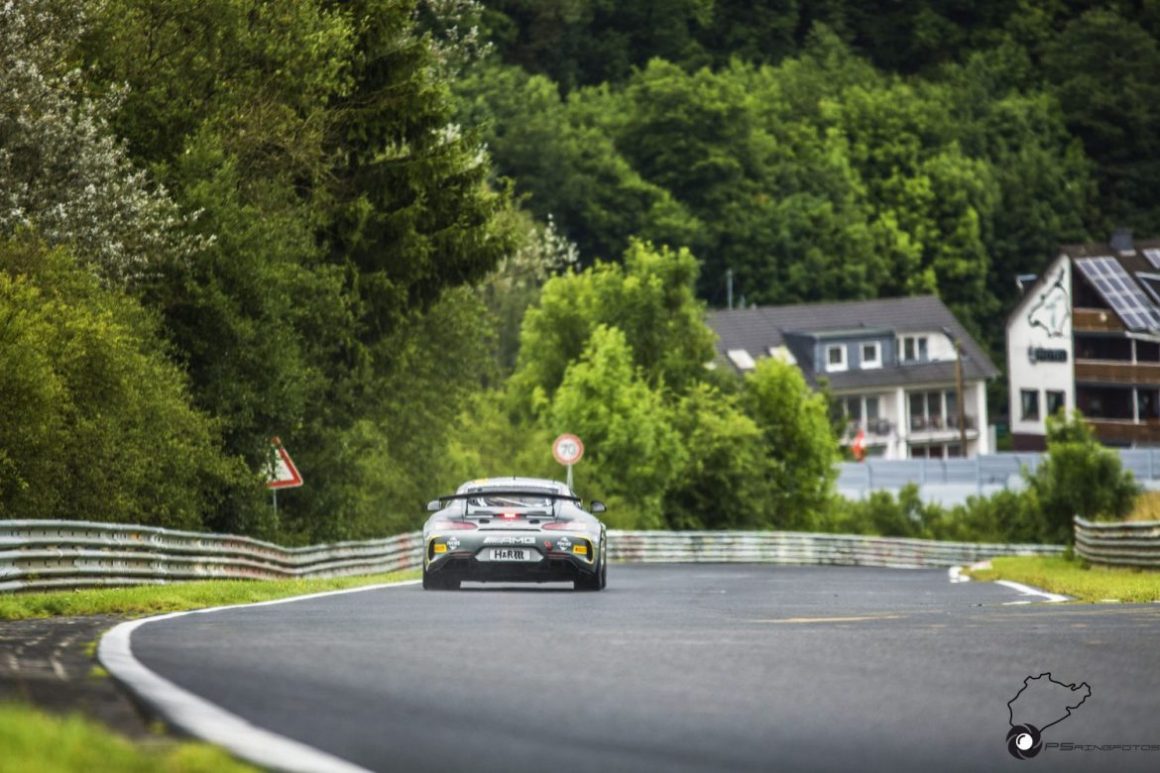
[543,521,585,531]
[501,512,519,520]
[431,521,477,530]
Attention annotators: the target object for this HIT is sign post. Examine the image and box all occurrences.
[266,436,303,516]
[552,433,584,490]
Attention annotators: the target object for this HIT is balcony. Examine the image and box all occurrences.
[1075,360,1160,386]
[843,418,893,442]
[910,414,977,432]
[1087,419,1160,445]
[1073,308,1125,333]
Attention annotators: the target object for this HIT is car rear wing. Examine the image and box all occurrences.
[426,490,579,514]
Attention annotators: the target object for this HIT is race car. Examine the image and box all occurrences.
[422,477,607,591]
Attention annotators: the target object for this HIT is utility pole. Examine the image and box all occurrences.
[955,342,967,456]
[726,268,734,310]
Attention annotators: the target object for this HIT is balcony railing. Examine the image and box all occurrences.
[910,414,977,432]
[1074,360,1160,386]
[1073,308,1126,332]
[844,418,893,438]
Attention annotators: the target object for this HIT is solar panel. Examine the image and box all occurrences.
[1074,256,1160,331]
[1144,248,1160,269]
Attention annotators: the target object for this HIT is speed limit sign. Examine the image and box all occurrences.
[552,434,584,466]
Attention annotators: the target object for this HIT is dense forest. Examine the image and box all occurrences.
[2,1,1156,540]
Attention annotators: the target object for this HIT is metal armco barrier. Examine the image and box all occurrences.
[607,531,1063,568]
[1075,517,1160,568]
[1,521,1066,592]
[0,520,423,593]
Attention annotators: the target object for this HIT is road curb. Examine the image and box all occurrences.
[98,580,419,772]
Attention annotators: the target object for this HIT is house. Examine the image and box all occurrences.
[1007,231,1160,450]
[708,296,999,459]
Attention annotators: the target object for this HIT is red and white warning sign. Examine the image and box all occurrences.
[266,437,303,489]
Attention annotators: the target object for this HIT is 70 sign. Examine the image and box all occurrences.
[552,434,584,488]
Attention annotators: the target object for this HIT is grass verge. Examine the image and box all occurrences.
[1127,490,1160,521]
[0,569,419,620]
[0,703,256,772]
[967,555,1160,602]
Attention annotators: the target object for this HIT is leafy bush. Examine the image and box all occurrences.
[1024,411,1139,543]
[0,236,261,530]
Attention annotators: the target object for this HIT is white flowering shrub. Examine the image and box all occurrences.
[0,0,196,287]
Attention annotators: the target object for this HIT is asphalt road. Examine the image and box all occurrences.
[129,566,1160,772]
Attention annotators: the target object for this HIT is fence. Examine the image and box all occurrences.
[1074,517,1160,569]
[1,520,1065,591]
[837,449,1160,505]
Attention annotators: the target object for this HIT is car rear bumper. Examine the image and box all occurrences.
[424,536,598,583]
[426,553,596,583]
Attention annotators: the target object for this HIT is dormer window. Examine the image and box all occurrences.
[861,342,881,369]
[901,335,928,363]
[826,344,847,372]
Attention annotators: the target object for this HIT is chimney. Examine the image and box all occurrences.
[1111,228,1134,255]
[1015,273,1038,294]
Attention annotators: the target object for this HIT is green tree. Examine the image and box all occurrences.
[548,325,684,528]
[512,240,715,407]
[663,384,775,529]
[1042,8,1160,233]
[1025,411,1139,544]
[0,0,197,286]
[742,357,838,528]
[0,236,260,531]
[77,0,517,538]
[454,62,699,263]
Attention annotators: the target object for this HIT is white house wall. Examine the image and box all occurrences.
[1007,255,1073,438]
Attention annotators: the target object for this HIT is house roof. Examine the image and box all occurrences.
[1005,235,1160,332]
[1058,236,1160,332]
[707,295,999,388]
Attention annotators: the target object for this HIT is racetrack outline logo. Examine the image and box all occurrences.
[1006,673,1091,759]
[1026,267,1070,339]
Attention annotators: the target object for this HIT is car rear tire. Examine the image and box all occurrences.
[422,569,459,590]
[575,544,606,591]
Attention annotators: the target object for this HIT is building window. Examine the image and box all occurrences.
[909,390,953,431]
[1076,386,1133,420]
[1138,341,1160,362]
[826,344,847,372]
[1021,389,1040,421]
[911,442,963,458]
[901,335,928,362]
[843,396,862,422]
[1075,334,1131,361]
[842,395,888,435]
[1140,389,1160,420]
[1046,390,1065,418]
[861,342,881,369]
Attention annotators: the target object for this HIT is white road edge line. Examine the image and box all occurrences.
[994,579,1070,604]
[99,579,420,773]
[947,566,969,584]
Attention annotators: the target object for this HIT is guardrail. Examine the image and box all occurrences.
[1,521,1066,591]
[1074,517,1160,568]
[0,520,423,593]
[608,531,1063,568]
